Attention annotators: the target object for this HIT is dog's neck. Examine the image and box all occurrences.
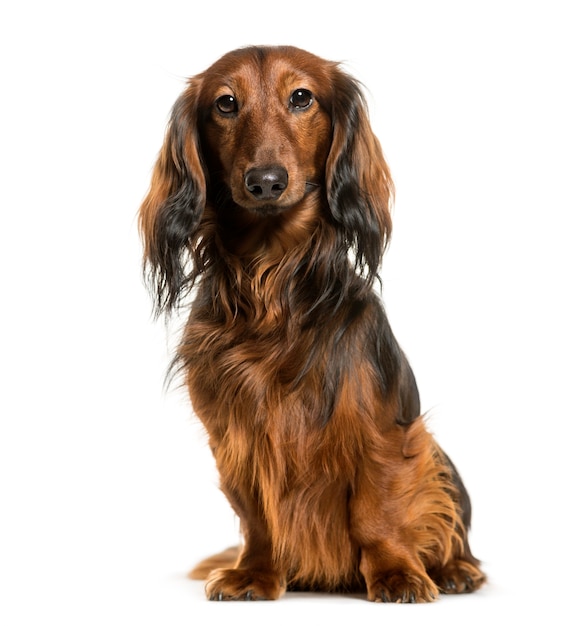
[216,193,324,261]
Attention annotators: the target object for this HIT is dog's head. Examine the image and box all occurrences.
[139,46,393,314]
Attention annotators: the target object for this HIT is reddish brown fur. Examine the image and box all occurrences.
[140,46,485,602]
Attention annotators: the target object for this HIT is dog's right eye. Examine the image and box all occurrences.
[215,95,238,115]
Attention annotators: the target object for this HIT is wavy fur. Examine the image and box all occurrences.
[140,46,485,602]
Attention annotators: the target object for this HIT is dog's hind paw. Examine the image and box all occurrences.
[432,559,486,594]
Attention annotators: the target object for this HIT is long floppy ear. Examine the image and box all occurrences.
[325,69,393,282]
[139,77,206,316]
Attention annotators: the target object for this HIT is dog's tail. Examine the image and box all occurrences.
[188,546,241,580]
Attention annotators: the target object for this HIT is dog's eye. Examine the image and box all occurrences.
[215,95,238,115]
[289,89,313,111]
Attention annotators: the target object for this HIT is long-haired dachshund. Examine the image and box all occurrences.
[139,45,485,602]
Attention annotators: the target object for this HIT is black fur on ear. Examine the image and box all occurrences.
[139,77,206,316]
[325,69,393,284]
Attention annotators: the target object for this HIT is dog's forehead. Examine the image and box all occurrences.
[201,46,332,96]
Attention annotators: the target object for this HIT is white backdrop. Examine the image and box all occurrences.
[1,1,581,624]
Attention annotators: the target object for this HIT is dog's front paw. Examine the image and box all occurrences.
[205,568,285,601]
[367,570,438,603]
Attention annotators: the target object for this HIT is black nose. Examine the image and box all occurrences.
[244,166,288,200]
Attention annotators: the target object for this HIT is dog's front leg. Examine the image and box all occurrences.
[205,487,286,601]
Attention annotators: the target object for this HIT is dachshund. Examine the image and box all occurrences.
[139,45,485,602]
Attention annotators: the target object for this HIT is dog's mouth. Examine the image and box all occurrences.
[249,203,289,217]
[305,181,321,192]
[242,180,321,216]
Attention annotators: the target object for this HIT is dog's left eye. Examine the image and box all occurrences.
[216,95,238,115]
[289,89,313,111]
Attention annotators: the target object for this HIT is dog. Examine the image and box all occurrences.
[139,45,485,602]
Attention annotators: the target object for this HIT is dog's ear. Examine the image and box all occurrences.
[325,69,393,282]
[139,77,206,316]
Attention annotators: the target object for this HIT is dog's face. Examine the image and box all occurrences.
[140,46,393,313]
[197,48,333,217]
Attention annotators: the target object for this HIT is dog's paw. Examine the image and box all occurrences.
[205,568,285,601]
[433,559,486,594]
[367,570,439,603]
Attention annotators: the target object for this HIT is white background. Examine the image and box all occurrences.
[1,1,581,624]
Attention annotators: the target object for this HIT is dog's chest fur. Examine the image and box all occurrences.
[180,304,371,588]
